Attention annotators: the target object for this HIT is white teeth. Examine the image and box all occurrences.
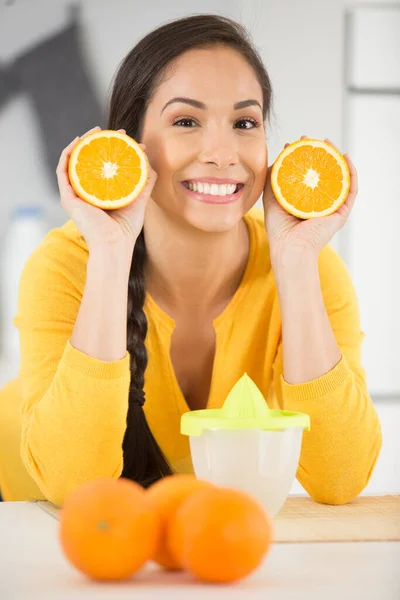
[187,182,238,195]
[210,184,219,196]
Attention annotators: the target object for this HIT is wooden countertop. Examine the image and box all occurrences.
[36,494,400,542]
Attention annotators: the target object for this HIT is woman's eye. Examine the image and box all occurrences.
[235,118,260,129]
[173,118,197,127]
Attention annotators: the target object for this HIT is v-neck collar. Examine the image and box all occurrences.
[144,211,258,334]
[144,211,259,414]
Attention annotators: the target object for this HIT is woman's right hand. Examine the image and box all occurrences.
[56,126,157,251]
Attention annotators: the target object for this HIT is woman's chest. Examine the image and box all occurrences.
[169,318,216,411]
[144,300,281,419]
[143,307,282,470]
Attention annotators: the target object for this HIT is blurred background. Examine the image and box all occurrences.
[0,0,399,494]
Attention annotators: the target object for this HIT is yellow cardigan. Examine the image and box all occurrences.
[0,208,381,505]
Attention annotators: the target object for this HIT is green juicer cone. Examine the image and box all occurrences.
[181,373,310,436]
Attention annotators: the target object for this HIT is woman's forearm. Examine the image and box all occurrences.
[273,249,341,385]
[71,242,134,362]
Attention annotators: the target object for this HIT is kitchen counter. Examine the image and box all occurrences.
[1,496,398,600]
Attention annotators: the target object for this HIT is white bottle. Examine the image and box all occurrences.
[0,206,49,362]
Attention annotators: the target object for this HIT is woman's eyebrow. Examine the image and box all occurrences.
[161,97,262,114]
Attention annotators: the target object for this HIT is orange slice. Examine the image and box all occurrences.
[68,130,148,210]
[271,139,350,219]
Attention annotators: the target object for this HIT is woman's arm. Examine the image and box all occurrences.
[263,139,381,504]
[18,129,157,506]
[274,247,341,384]
[272,245,382,505]
[18,229,133,507]
[71,241,133,361]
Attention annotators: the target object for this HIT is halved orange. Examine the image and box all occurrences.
[68,130,148,210]
[271,139,350,219]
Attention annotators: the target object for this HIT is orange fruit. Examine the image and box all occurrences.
[59,478,160,581]
[147,474,214,571]
[271,138,350,219]
[68,130,148,210]
[168,486,272,583]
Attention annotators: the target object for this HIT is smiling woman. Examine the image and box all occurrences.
[132,44,269,235]
[0,14,381,506]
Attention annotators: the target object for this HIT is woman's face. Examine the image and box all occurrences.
[141,45,268,233]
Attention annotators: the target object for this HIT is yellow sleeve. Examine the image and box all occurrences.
[272,245,382,505]
[15,227,131,506]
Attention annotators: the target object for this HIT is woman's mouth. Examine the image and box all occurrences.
[181,181,245,204]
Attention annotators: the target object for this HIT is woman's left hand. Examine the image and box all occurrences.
[263,136,358,262]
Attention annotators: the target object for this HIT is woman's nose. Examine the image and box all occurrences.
[198,132,239,169]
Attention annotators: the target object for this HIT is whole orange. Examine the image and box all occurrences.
[168,486,272,583]
[59,478,160,581]
[146,474,214,570]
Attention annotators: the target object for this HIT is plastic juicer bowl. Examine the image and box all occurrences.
[181,374,310,518]
[188,426,304,517]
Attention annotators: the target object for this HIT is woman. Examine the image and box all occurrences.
[0,14,381,506]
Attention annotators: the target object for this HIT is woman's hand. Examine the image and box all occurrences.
[263,136,358,264]
[56,126,157,251]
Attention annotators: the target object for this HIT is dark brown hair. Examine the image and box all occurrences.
[107,14,273,487]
